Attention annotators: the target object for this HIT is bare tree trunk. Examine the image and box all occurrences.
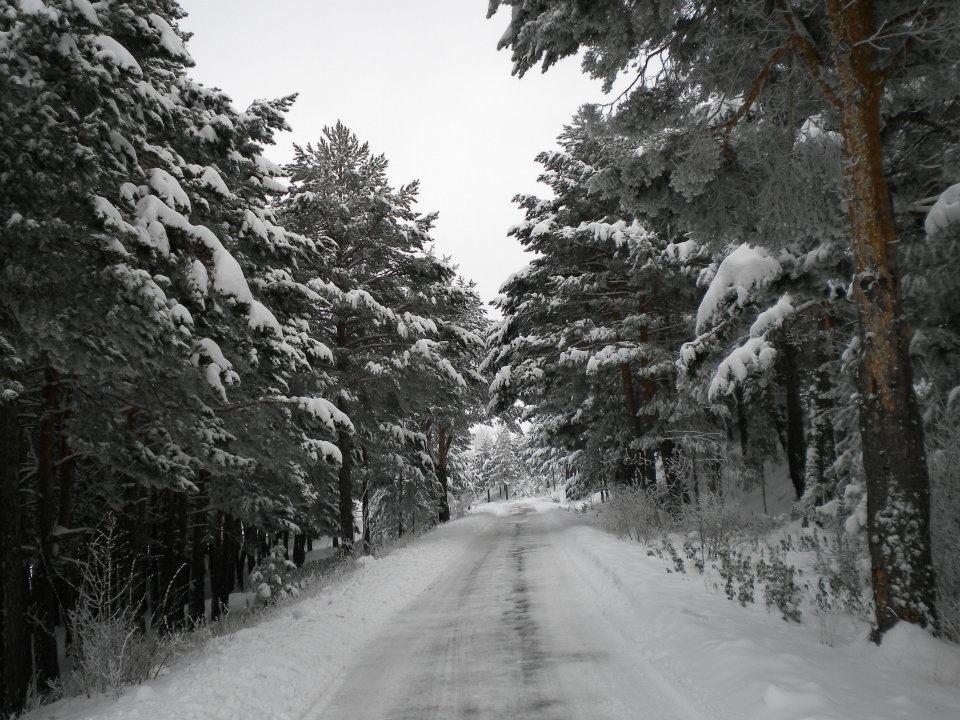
[1,395,30,716]
[659,439,683,515]
[293,533,306,567]
[337,430,354,549]
[57,437,75,530]
[209,512,225,622]
[396,479,405,539]
[777,339,807,500]
[806,316,837,506]
[620,363,644,439]
[32,368,60,685]
[360,471,371,554]
[437,424,452,523]
[188,492,206,625]
[641,448,657,488]
[827,0,936,638]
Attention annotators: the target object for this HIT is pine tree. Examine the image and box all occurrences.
[279,123,487,547]
[488,0,960,641]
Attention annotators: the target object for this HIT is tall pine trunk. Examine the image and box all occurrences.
[806,325,837,505]
[620,363,643,438]
[827,0,936,637]
[337,430,354,548]
[360,471,371,554]
[659,439,683,515]
[1,395,29,716]
[33,368,60,684]
[777,340,807,500]
[436,424,451,523]
[188,491,207,625]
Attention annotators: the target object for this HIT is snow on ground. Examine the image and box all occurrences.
[36,514,500,720]
[35,499,960,720]
[567,520,960,720]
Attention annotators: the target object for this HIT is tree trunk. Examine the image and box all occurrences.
[163,492,189,630]
[437,424,451,523]
[360,470,371,554]
[620,363,644,439]
[777,340,807,500]
[32,368,60,684]
[293,533,306,568]
[57,438,75,530]
[337,430,354,549]
[659,439,683,515]
[123,482,148,631]
[806,316,838,505]
[1,395,30,716]
[504,483,509,501]
[209,512,224,622]
[827,0,936,637]
[220,515,239,608]
[188,497,206,625]
[396,479,405,539]
[641,449,657,488]
[486,487,491,503]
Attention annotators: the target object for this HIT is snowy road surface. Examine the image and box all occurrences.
[313,502,710,719]
[44,499,960,720]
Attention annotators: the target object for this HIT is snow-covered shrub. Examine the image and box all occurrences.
[810,526,870,619]
[714,548,756,606]
[757,556,805,622]
[684,485,776,559]
[63,519,185,698]
[661,538,686,574]
[929,420,960,641]
[601,485,676,543]
[248,545,303,604]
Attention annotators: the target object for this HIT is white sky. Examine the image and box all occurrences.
[177,0,609,305]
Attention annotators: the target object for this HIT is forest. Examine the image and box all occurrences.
[1,1,959,717]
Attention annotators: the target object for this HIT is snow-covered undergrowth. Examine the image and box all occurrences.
[32,516,492,720]
[564,517,960,720]
[591,486,932,646]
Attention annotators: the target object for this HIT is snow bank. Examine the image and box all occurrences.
[566,521,960,720]
[38,515,498,720]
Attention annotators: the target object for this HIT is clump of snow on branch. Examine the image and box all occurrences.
[276,396,354,433]
[706,294,796,400]
[696,244,782,332]
[925,183,960,237]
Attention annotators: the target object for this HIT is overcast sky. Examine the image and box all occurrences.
[177,0,608,305]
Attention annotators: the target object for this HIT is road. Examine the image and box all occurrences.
[45,499,960,720]
[312,502,709,720]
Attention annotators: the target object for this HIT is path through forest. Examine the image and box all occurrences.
[313,502,708,719]
[45,500,960,720]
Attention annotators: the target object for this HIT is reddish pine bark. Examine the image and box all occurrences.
[825,0,936,636]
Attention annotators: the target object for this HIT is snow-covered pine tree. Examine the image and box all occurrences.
[489,0,960,640]
[279,123,487,548]
[485,111,697,507]
[0,0,349,703]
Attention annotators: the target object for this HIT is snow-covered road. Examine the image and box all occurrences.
[314,501,711,719]
[44,499,960,720]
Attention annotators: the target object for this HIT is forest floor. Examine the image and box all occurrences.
[36,499,960,720]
